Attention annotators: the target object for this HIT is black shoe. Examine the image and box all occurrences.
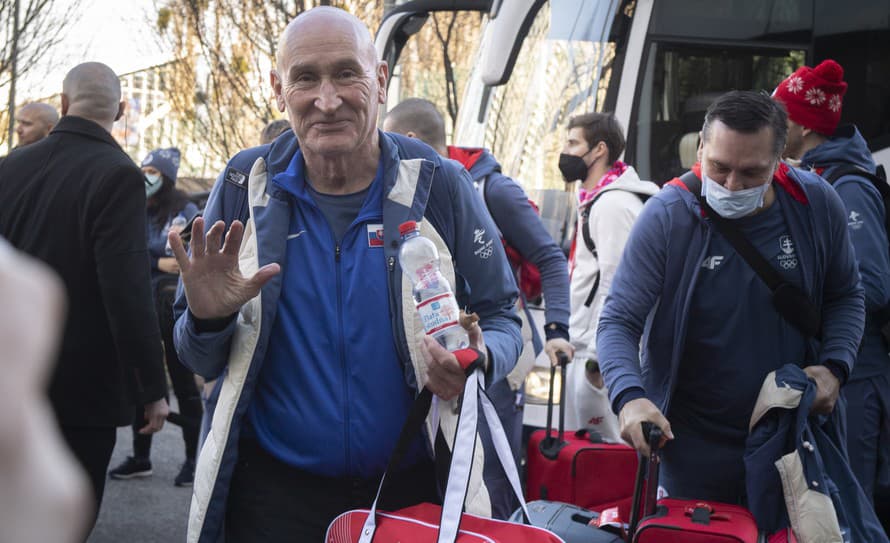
[108,456,153,480]
[175,459,195,487]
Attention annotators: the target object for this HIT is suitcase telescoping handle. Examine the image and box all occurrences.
[540,351,570,460]
[627,422,664,539]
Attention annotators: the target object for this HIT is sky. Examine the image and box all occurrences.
[20,0,172,99]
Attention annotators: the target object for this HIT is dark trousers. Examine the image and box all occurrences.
[844,374,890,501]
[59,425,117,537]
[225,439,438,542]
[133,277,202,460]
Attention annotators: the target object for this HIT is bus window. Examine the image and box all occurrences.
[631,44,804,183]
[648,0,813,42]
[480,0,622,191]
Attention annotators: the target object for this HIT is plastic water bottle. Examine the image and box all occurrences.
[398,221,469,351]
[165,215,188,255]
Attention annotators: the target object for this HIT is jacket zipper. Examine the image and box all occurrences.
[335,241,351,470]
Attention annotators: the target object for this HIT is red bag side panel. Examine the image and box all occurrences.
[633,499,760,543]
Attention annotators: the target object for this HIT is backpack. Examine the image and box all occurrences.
[578,189,650,307]
[476,176,543,302]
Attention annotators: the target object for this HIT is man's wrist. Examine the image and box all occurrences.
[823,359,848,386]
[191,309,237,333]
[614,386,646,414]
[544,322,570,342]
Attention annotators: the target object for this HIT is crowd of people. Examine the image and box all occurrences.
[0,5,887,542]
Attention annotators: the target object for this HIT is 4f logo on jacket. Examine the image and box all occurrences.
[848,210,864,231]
[701,255,724,270]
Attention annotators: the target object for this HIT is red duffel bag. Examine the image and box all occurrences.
[326,360,565,543]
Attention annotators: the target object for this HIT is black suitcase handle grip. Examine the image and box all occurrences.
[628,422,664,538]
[540,352,570,460]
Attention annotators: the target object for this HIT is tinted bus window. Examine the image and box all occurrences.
[649,0,813,42]
[632,43,804,183]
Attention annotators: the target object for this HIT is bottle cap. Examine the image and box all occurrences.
[398,221,419,236]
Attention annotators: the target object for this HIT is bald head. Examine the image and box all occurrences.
[14,103,59,146]
[383,98,447,155]
[61,62,122,128]
[276,7,377,71]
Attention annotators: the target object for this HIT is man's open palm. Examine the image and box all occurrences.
[168,217,280,320]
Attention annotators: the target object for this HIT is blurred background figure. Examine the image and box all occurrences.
[260,118,290,145]
[109,147,202,487]
[0,238,92,543]
[14,102,59,147]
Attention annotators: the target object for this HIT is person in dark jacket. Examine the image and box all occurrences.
[597,90,864,505]
[108,147,202,487]
[775,59,890,505]
[0,62,169,537]
[383,97,573,518]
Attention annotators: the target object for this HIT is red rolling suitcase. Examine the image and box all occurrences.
[525,356,638,515]
[627,425,761,543]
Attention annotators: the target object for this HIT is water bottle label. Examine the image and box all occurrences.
[416,292,461,335]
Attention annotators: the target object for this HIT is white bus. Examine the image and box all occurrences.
[376,0,890,428]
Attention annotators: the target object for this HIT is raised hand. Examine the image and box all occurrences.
[168,216,281,320]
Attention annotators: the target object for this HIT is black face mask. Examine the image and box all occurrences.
[558,152,591,183]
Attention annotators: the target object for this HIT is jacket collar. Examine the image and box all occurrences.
[50,115,122,149]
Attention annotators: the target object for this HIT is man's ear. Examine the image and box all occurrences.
[60,94,69,116]
[270,70,286,112]
[377,61,389,105]
[114,101,126,122]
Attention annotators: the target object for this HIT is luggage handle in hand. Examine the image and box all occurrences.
[628,422,664,538]
[358,362,530,543]
[540,352,570,460]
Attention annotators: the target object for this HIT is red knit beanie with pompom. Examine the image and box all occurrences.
[773,59,847,136]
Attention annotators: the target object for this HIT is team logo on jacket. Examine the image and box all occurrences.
[848,210,864,231]
[777,235,798,270]
[367,224,384,247]
[473,227,493,259]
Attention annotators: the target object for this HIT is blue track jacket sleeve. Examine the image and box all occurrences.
[484,175,570,329]
[173,171,241,380]
[447,166,522,384]
[596,196,669,410]
[817,182,866,372]
[833,178,890,313]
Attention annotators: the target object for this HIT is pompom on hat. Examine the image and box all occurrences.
[773,59,847,136]
[141,147,181,183]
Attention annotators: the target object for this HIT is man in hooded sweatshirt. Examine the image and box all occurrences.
[558,112,659,438]
[775,59,890,504]
[383,97,573,518]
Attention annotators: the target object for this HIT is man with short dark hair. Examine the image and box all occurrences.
[170,8,521,542]
[597,90,864,503]
[259,118,290,145]
[14,102,59,147]
[384,97,573,518]
[775,59,890,504]
[558,111,658,438]
[0,62,169,537]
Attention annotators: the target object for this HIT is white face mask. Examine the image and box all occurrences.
[701,168,771,219]
[145,173,162,197]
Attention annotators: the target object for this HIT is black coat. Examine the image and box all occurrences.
[0,115,167,427]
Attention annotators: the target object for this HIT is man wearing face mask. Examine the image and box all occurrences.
[559,112,658,438]
[596,91,864,503]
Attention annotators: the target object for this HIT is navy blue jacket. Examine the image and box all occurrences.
[800,125,890,380]
[745,364,888,542]
[449,146,571,351]
[597,164,864,415]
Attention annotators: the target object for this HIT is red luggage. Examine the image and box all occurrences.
[525,357,638,514]
[628,425,760,543]
[327,360,566,543]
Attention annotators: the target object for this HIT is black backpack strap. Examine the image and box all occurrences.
[579,188,650,307]
[678,171,821,339]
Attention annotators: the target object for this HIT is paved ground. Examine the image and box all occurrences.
[87,400,192,543]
